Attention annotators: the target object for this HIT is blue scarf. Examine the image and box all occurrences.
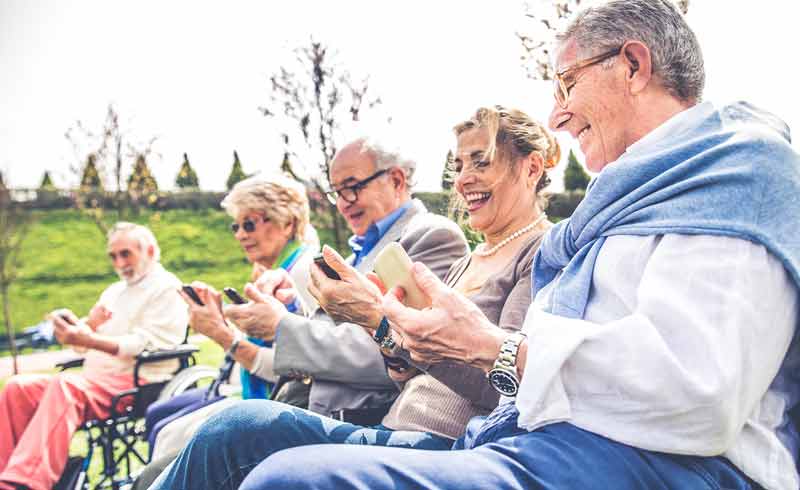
[240,241,306,399]
[471,102,800,450]
[534,101,800,319]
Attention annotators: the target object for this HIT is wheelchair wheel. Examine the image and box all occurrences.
[157,364,220,401]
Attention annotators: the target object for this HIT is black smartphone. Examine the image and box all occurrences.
[313,254,341,280]
[59,314,76,325]
[181,284,205,306]
[223,287,247,305]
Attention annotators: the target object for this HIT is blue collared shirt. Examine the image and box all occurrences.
[348,201,412,266]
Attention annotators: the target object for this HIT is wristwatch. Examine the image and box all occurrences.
[373,316,392,347]
[226,331,243,359]
[487,332,527,397]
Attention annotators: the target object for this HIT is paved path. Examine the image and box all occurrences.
[0,335,209,378]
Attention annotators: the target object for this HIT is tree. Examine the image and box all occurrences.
[259,39,386,250]
[66,104,158,235]
[175,152,200,189]
[441,150,454,191]
[128,153,159,194]
[39,171,56,191]
[517,0,689,80]
[226,151,247,190]
[79,153,104,191]
[0,192,34,375]
[563,149,590,191]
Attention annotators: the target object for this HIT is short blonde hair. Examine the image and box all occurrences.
[221,174,310,242]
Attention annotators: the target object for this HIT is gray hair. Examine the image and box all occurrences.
[107,222,161,262]
[358,137,417,190]
[557,0,704,102]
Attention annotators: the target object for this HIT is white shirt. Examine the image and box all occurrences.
[515,234,799,490]
[83,263,189,382]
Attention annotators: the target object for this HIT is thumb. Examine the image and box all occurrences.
[366,272,387,295]
[382,289,411,329]
[274,287,297,305]
[243,282,269,304]
[321,245,353,279]
[410,262,447,302]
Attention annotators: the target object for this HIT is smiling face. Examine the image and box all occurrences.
[233,210,293,268]
[453,126,535,234]
[329,143,404,237]
[549,39,634,172]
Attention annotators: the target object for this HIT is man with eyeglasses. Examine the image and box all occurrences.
[0,223,188,490]
[197,1,800,490]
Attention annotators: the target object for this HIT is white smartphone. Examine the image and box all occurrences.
[373,242,429,310]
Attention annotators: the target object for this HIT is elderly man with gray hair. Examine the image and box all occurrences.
[148,137,469,490]
[0,222,188,490]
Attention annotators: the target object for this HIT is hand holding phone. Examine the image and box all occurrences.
[373,243,429,310]
[182,284,205,306]
[314,254,341,281]
[223,287,247,305]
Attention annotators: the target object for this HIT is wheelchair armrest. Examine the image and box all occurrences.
[135,344,199,363]
[133,344,199,386]
[56,357,85,370]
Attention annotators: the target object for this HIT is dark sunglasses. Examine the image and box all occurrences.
[230,216,267,234]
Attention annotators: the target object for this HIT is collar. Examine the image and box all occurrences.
[625,102,709,157]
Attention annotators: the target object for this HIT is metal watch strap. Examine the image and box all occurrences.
[493,332,527,373]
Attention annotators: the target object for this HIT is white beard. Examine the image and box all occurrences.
[117,256,154,285]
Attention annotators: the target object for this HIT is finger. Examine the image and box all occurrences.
[244,283,269,304]
[177,289,198,308]
[321,245,353,280]
[382,291,416,335]
[223,303,244,321]
[307,278,322,303]
[389,286,406,302]
[309,262,325,289]
[275,287,297,305]
[410,262,447,302]
[255,269,290,296]
[366,272,387,295]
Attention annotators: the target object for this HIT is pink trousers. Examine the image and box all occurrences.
[0,372,136,490]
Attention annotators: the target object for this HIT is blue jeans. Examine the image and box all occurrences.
[148,399,453,490]
[238,403,760,490]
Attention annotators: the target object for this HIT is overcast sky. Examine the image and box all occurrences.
[1,0,798,192]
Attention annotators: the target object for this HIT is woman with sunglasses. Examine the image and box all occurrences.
[132,174,319,490]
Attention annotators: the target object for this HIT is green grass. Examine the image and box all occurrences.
[7,209,262,333]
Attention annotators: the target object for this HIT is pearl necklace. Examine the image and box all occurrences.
[473,213,548,257]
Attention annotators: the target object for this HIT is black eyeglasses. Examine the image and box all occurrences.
[326,169,389,205]
[230,216,267,234]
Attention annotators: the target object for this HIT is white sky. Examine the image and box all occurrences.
[1,0,798,192]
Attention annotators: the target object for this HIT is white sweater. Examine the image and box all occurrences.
[83,263,189,382]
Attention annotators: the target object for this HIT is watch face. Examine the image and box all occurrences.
[489,370,519,396]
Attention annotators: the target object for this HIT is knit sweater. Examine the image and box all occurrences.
[381,229,545,439]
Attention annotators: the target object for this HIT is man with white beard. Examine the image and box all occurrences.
[0,222,188,490]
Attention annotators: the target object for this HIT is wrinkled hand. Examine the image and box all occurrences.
[178,282,230,346]
[224,284,288,341]
[86,304,112,330]
[253,268,298,305]
[50,309,91,347]
[308,245,384,329]
[382,262,504,368]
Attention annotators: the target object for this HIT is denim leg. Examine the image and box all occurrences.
[243,422,758,490]
[147,399,451,490]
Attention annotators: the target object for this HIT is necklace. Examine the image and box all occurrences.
[473,213,547,257]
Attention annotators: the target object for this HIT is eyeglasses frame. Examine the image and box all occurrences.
[326,168,390,205]
[553,45,624,109]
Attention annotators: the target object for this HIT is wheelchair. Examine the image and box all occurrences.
[53,339,223,490]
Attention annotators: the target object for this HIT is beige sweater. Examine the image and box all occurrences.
[381,230,545,439]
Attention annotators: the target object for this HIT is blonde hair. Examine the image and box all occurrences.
[453,106,561,197]
[221,174,310,242]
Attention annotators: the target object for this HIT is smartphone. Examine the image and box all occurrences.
[181,284,205,306]
[373,242,429,310]
[223,287,247,305]
[59,314,76,325]
[313,254,341,280]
